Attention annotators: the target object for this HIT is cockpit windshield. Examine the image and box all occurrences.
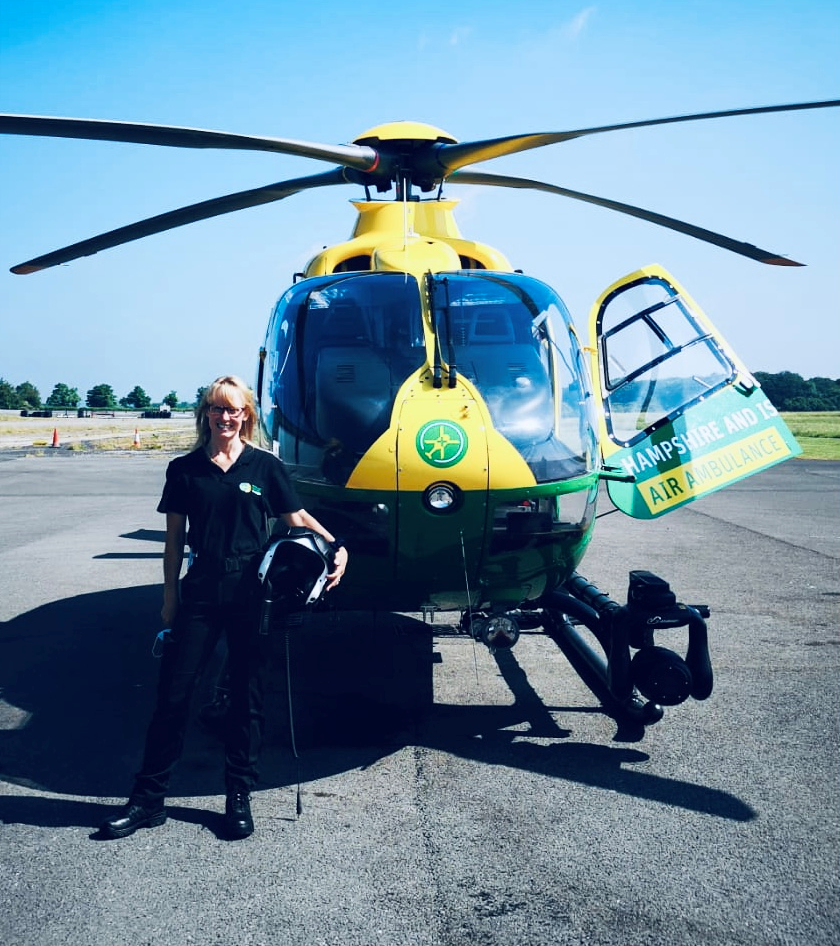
[428,272,597,481]
[261,272,425,481]
[261,269,596,485]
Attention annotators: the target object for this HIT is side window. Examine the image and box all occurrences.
[599,278,735,443]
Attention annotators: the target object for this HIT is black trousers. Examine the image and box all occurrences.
[131,573,267,805]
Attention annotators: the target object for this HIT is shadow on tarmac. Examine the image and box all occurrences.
[0,584,755,829]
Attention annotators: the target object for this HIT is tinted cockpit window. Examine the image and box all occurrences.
[263,273,425,482]
[429,272,597,481]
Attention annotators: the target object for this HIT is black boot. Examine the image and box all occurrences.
[100,802,166,839]
[224,793,254,839]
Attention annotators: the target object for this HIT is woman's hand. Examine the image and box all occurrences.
[282,509,349,592]
[325,545,348,591]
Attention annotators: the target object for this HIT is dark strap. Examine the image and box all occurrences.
[222,555,250,574]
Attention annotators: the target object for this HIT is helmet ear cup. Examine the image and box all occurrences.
[631,646,693,705]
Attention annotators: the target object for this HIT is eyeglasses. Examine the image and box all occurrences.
[208,405,245,417]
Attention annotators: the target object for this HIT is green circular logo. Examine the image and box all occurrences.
[416,420,468,468]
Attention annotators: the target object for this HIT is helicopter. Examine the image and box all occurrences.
[2,98,838,732]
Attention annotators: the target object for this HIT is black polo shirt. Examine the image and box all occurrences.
[157,444,302,567]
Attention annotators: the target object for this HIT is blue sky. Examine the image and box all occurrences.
[1,0,838,404]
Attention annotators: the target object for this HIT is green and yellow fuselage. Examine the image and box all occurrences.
[257,199,599,611]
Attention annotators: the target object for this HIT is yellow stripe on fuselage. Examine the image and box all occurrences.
[346,371,536,491]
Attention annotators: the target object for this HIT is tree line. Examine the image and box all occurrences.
[0,380,207,412]
[753,372,840,412]
[2,372,838,413]
[608,371,840,414]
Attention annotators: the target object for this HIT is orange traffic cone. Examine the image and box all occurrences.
[51,428,60,448]
[133,428,141,448]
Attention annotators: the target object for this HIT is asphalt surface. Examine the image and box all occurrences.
[0,453,837,946]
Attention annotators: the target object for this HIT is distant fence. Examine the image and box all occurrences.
[19,408,188,419]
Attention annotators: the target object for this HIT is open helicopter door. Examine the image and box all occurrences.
[589,264,800,519]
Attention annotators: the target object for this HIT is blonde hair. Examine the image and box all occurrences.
[195,375,257,448]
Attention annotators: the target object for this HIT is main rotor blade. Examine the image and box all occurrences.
[450,170,803,265]
[0,114,379,172]
[11,168,350,274]
[435,100,840,175]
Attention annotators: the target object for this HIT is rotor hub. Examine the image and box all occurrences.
[352,121,457,147]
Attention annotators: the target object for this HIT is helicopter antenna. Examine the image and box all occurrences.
[459,531,482,687]
[284,624,304,818]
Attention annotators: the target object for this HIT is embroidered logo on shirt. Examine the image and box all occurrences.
[239,482,262,496]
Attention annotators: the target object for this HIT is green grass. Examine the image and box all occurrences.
[782,412,840,460]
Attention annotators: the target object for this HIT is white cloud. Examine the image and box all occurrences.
[564,6,596,39]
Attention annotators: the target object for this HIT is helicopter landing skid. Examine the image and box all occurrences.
[536,570,713,734]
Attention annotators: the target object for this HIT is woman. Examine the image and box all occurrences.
[100,375,348,840]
